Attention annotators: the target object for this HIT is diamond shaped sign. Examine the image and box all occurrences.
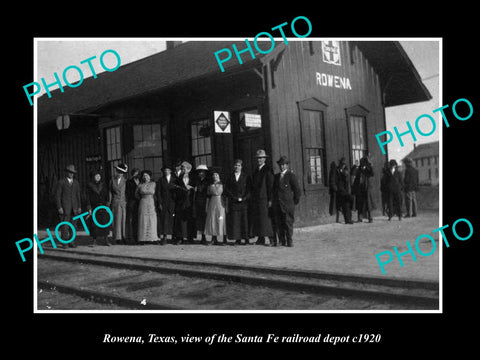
[214,111,231,133]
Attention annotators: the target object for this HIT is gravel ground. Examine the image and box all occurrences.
[37,260,430,310]
[36,210,440,282]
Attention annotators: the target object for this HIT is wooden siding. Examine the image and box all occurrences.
[38,41,389,227]
[97,72,265,181]
[267,41,386,226]
[37,119,102,227]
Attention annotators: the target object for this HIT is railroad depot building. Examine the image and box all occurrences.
[37,40,431,227]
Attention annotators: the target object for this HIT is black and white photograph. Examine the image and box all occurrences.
[6,7,478,355]
[33,38,440,312]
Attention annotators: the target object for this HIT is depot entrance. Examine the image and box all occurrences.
[232,108,266,175]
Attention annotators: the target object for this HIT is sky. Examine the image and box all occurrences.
[35,38,440,163]
[384,40,440,162]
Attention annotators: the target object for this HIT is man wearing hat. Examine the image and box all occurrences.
[174,160,183,179]
[109,163,128,243]
[403,157,419,218]
[250,149,275,246]
[55,164,82,248]
[272,156,301,247]
[386,159,403,221]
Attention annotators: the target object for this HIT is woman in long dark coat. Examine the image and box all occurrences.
[225,159,251,245]
[193,165,209,244]
[156,165,176,245]
[86,170,111,246]
[353,156,375,222]
[380,161,390,216]
[335,162,353,224]
[328,161,338,220]
[173,161,196,244]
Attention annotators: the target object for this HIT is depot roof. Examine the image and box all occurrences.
[354,41,432,108]
[38,40,431,125]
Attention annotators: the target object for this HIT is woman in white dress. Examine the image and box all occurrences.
[136,170,159,244]
[205,172,227,245]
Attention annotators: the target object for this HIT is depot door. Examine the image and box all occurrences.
[236,132,265,175]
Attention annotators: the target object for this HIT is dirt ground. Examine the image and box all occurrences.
[37,260,431,311]
[36,210,440,282]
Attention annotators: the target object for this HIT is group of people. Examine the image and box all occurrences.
[54,151,418,249]
[329,156,419,225]
[54,149,302,248]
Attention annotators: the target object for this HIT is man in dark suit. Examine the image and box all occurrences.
[386,159,403,221]
[272,156,301,247]
[225,159,251,245]
[55,164,82,248]
[250,149,275,246]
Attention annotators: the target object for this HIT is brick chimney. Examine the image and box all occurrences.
[166,41,183,50]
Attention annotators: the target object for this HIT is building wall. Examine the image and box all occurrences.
[37,41,392,228]
[266,41,386,226]
[97,72,265,181]
[414,155,439,185]
[37,118,102,227]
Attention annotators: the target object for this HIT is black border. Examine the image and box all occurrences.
[7,6,478,355]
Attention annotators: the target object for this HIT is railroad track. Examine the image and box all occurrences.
[37,249,439,310]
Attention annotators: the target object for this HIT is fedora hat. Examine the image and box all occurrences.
[276,156,289,165]
[65,164,77,174]
[254,149,268,158]
[115,163,128,173]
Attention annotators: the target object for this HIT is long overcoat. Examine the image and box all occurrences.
[250,165,274,237]
[352,164,375,213]
[224,171,251,239]
[173,173,195,238]
[85,181,110,237]
[156,175,176,235]
[193,177,209,232]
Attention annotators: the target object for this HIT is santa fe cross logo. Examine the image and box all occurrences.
[322,41,341,66]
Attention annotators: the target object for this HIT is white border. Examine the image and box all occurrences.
[33,37,442,314]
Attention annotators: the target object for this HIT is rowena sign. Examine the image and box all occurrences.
[315,72,352,90]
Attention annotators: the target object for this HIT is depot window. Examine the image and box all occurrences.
[191,119,212,167]
[105,126,122,178]
[345,105,369,167]
[298,97,328,188]
[130,123,168,180]
[349,115,368,166]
